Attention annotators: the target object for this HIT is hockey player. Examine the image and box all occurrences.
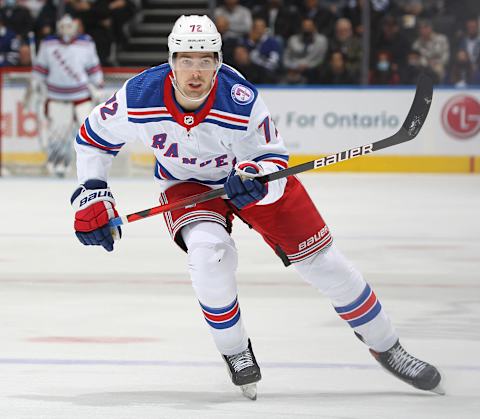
[30,14,103,177]
[70,15,443,399]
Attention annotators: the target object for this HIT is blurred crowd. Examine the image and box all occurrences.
[0,0,136,66]
[1,0,479,86]
[216,0,480,85]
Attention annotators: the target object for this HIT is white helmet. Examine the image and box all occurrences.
[57,15,79,43]
[168,15,223,102]
[168,15,222,55]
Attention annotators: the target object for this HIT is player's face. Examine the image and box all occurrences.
[174,52,217,99]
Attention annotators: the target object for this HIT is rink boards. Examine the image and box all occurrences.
[1,81,479,173]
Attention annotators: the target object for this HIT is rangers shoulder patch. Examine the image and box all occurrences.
[231,84,254,105]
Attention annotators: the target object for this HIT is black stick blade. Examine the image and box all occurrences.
[375,73,434,151]
[402,73,434,138]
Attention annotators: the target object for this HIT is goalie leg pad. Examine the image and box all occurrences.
[182,221,248,356]
[46,101,75,175]
[74,100,94,125]
[294,243,398,352]
[47,100,75,140]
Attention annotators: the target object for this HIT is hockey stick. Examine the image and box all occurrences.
[23,32,37,109]
[109,74,433,228]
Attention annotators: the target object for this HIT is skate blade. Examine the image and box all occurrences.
[429,383,445,395]
[240,383,257,400]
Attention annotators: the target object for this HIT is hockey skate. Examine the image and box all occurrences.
[222,339,261,400]
[369,339,444,395]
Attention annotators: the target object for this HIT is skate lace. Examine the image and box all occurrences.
[387,345,427,378]
[226,349,254,372]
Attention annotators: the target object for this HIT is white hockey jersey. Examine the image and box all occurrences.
[32,34,103,102]
[75,63,289,195]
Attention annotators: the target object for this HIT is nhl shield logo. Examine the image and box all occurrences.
[231,84,254,105]
[184,115,194,126]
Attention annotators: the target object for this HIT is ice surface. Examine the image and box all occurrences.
[0,173,479,419]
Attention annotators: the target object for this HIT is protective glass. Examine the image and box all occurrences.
[174,55,218,71]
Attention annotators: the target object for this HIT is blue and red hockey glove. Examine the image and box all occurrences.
[70,179,121,252]
[224,161,268,209]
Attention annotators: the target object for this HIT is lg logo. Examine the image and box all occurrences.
[441,95,480,140]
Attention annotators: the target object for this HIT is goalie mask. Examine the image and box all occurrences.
[57,15,79,43]
[168,15,223,102]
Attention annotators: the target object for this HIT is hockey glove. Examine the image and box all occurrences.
[71,179,121,252]
[224,161,267,209]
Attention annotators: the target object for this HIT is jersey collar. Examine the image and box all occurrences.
[164,72,218,130]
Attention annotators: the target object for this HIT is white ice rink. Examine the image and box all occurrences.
[1,173,479,419]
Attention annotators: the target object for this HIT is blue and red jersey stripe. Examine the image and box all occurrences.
[253,153,289,170]
[32,65,48,75]
[334,284,382,328]
[86,64,102,75]
[76,118,125,155]
[199,297,241,330]
[47,83,89,94]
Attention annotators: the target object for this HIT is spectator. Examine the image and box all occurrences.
[329,18,362,82]
[318,0,348,17]
[457,17,480,72]
[369,50,400,84]
[300,0,336,38]
[473,53,480,84]
[283,17,328,84]
[215,10,233,39]
[231,44,263,84]
[318,50,356,84]
[412,19,449,82]
[34,0,56,40]
[34,0,85,40]
[242,17,282,83]
[393,0,443,19]
[18,40,30,65]
[447,49,474,87]
[373,15,410,67]
[20,0,44,19]
[68,0,114,66]
[109,0,136,47]
[214,0,252,38]
[444,0,480,30]
[215,14,239,65]
[0,0,34,40]
[252,0,301,42]
[399,49,439,84]
[0,15,20,65]
[343,0,390,37]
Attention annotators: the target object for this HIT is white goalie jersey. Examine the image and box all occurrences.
[32,34,103,102]
[75,64,289,195]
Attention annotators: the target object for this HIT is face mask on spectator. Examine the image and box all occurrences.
[377,60,390,72]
